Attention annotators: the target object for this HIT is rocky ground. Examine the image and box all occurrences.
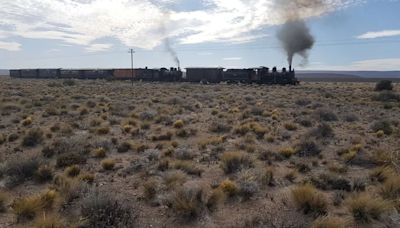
[0,78,399,227]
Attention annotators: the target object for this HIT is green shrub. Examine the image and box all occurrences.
[375,80,393,91]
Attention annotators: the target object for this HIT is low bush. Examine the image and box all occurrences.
[238,171,259,200]
[279,147,295,158]
[219,179,238,197]
[381,175,400,205]
[170,181,210,219]
[11,190,56,222]
[311,173,352,191]
[163,170,187,189]
[291,184,328,215]
[80,190,135,227]
[1,156,40,188]
[173,160,203,176]
[173,120,184,129]
[375,80,393,91]
[34,165,53,183]
[220,151,253,174]
[143,178,160,200]
[34,213,65,228]
[101,159,116,170]
[314,109,338,122]
[311,216,346,228]
[0,191,7,213]
[295,140,321,157]
[373,91,400,102]
[310,123,334,139]
[347,193,391,223]
[93,147,107,158]
[22,128,44,147]
[371,120,393,135]
[56,153,86,168]
[117,142,131,153]
[65,165,81,177]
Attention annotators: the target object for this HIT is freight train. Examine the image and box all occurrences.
[9,66,299,85]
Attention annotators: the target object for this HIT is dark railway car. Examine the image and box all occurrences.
[60,69,82,79]
[223,69,255,83]
[20,69,39,78]
[113,69,137,80]
[135,68,160,81]
[10,70,21,78]
[81,69,113,79]
[38,69,60,78]
[185,68,224,83]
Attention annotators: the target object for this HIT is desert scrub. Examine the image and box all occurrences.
[220,151,253,174]
[96,126,110,135]
[65,165,81,177]
[310,123,334,139]
[375,80,393,91]
[279,147,295,158]
[314,109,338,122]
[34,213,65,228]
[0,191,7,212]
[209,121,232,133]
[163,170,187,189]
[93,147,107,158]
[371,120,393,135]
[311,216,346,228]
[284,122,297,131]
[238,171,259,200]
[80,190,135,227]
[34,165,53,183]
[117,142,131,153]
[380,174,400,207]
[56,153,86,168]
[22,128,44,147]
[173,119,184,129]
[291,184,328,215]
[173,160,203,176]
[21,116,32,126]
[143,178,160,200]
[101,159,115,170]
[370,166,395,183]
[1,155,40,188]
[295,140,321,157]
[339,144,362,161]
[11,190,57,222]
[219,179,238,197]
[347,193,392,223]
[170,181,210,219]
[234,122,267,138]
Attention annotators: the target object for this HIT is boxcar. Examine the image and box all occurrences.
[60,69,82,78]
[81,69,113,79]
[113,69,137,80]
[185,68,224,83]
[20,69,39,78]
[136,68,160,81]
[10,70,21,78]
[38,69,60,78]
[223,69,255,83]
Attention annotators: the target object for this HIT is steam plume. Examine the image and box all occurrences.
[160,10,180,69]
[275,0,326,67]
[277,20,314,67]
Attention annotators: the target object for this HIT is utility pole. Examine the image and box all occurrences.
[129,49,135,85]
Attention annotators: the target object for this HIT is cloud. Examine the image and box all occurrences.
[223,57,242,61]
[0,0,361,51]
[306,58,400,71]
[357,30,400,39]
[0,40,21,51]
[85,43,113,52]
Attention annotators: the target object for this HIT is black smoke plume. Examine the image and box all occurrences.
[160,10,180,69]
[165,37,180,69]
[274,0,326,67]
[277,20,315,67]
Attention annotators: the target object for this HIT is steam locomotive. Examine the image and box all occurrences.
[9,66,298,85]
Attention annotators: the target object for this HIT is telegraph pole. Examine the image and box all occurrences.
[129,49,135,85]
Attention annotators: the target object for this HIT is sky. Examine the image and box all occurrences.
[0,0,399,71]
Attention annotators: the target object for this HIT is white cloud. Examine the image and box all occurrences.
[306,58,400,71]
[223,57,242,61]
[85,43,113,52]
[357,30,400,39]
[0,41,21,51]
[0,0,361,51]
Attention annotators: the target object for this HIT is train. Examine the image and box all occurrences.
[9,66,299,85]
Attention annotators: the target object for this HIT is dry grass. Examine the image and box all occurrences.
[101,159,116,170]
[346,193,392,223]
[311,216,347,228]
[220,151,253,174]
[11,190,57,222]
[34,213,65,228]
[0,191,7,213]
[291,184,328,215]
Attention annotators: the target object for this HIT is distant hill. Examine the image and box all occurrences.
[297,71,400,82]
[0,69,9,76]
